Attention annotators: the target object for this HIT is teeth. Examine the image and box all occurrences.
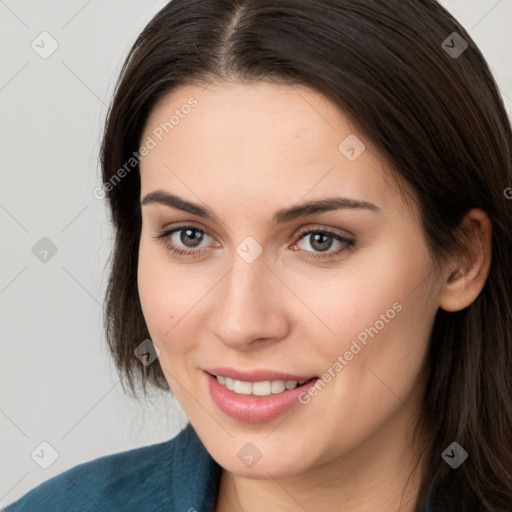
[215,375,309,396]
[271,380,285,393]
[233,380,252,395]
[252,381,273,396]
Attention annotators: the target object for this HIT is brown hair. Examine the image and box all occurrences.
[100,1,512,510]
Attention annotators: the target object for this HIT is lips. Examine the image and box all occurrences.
[204,366,317,383]
[203,368,318,423]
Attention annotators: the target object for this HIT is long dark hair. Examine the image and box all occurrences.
[99,1,512,510]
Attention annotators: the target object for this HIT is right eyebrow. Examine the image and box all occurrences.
[140,190,380,224]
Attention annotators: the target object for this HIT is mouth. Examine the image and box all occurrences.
[205,370,320,423]
[206,371,317,397]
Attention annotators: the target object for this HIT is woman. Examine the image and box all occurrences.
[5,0,512,511]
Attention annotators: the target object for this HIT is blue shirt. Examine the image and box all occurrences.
[3,423,438,511]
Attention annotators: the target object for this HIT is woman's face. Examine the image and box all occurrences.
[137,81,443,479]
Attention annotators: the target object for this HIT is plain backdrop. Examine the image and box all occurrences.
[1,0,511,506]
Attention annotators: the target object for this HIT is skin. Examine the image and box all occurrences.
[137,81,492,512]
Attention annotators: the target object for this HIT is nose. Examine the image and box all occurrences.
[210,253,289,350]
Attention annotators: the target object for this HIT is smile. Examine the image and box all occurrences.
[215,375,309,396]
[205,371,320,423]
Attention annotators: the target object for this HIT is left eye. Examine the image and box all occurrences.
[293,229,355,259]
[299,231,352,253]
[153,226,355,260]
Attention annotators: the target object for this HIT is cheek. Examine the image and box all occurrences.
[307,239,435,419]
[302,229,434,374]
[137,240,188,345]
[295,256,423,356]
[137,248,192,395]
[328,224,433,340]
[137,236,214,374]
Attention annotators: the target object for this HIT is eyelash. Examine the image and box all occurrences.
[152,225,356,261]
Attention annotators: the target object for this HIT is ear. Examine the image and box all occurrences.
[439,208,492,312]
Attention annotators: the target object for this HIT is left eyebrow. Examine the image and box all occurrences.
[272,197,380,223]
[140,190,380,224]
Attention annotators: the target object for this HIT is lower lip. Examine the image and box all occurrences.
[206,372,319,423]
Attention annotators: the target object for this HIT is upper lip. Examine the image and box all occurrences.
[204,367,317,383]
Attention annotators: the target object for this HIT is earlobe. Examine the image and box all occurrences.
[438,209,492,313]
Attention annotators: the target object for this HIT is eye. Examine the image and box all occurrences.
[292,228,355,260]
[152,225,216,257]
[152,224,356,261]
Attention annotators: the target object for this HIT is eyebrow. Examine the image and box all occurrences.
[141,190,380,224]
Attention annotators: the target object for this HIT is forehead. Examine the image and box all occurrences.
[139,81,405,215]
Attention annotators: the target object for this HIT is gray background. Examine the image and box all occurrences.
[1,0,511,506]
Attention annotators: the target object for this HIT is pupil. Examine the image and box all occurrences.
[181,228,203,247]
[311,233,332,252]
